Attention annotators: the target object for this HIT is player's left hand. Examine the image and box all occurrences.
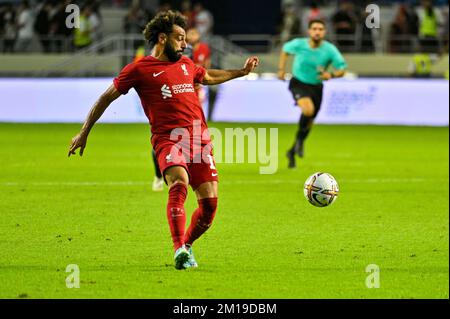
[242,56,260,75]
[318,67,332,81]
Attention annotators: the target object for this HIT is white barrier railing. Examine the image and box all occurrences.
[0,78,448,126]
[212,77,449,126]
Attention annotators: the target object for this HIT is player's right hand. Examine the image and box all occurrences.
[68,132,88,157]
[278,70,286,81]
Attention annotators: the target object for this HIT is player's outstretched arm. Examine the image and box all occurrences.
[201,56,259,85]
[68,84,121,157]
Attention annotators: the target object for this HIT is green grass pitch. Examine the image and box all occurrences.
[0,123,448,299]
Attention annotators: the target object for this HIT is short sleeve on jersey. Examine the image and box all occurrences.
[283,39,302,55]
[113,63,138,95]
[194,64,206,83]
[329,44,347,70]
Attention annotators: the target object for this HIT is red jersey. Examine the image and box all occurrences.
[192,43,211,68]
[113,55,209,143]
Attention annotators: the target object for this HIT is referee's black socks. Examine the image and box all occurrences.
[291,115,314,157]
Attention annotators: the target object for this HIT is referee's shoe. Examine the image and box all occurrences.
[287,150,296,169]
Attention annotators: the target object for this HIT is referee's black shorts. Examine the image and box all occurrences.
[288,77,324,118]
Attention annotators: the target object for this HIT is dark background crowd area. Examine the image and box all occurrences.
[0,0,448,54]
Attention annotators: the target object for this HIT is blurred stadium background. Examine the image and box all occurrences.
[0,0,448,124]
[0,0,448,299]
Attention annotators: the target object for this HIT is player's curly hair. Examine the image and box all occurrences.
[143,10,187,45]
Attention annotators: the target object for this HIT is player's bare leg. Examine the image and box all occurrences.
[184,181,218,267]
[164,166,190,269]
[297,97,315,118]
[152,149,164,191]
[287,97,316,168]
[194,181,218,200]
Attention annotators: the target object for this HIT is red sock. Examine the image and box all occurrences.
[167,183,188,251]
[185,198,218,246]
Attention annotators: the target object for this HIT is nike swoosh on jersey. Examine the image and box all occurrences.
[153,71,165,77]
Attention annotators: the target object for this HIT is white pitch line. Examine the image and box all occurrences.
[0,178,447,187]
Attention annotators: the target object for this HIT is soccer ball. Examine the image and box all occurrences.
[304,172,339,207]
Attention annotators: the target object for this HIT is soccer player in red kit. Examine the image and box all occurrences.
[186,27,211,69]
[68,10,259,270]
[186,27,211,105]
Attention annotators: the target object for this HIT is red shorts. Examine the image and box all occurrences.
[153,136,218,190]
